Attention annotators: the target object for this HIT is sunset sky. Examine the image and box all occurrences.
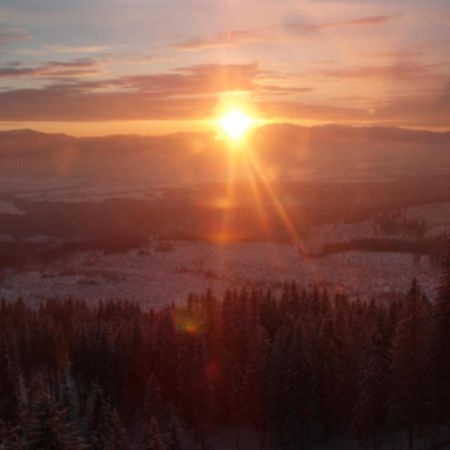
[0,0,449,135]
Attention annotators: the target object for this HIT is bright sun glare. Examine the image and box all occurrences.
[219,109,254,140]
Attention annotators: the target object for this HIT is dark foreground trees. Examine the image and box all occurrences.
[0,253,449,449]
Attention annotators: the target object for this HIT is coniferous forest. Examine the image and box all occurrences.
[0,250,449,450]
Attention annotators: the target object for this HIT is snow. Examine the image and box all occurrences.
[0,199,25,215]
[0,241,440,308]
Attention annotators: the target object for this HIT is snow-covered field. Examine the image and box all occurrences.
[0,199,25,215]
[0,240,440,308]
[406,202,450,236]
[308,201,450,251]
[0,179,447,308]
[0,176,165,202]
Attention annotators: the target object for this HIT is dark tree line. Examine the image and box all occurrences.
[0,250,449,449]
[0,235,148,270]
[373,211,427,239]
[317,236,448,267]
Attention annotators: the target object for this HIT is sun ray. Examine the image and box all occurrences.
[212,141,240,280]
[246,150,309,257]
[215,104,312,280]
[242,150,270,238]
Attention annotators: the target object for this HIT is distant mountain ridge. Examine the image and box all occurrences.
[0,124,449,184]
[1,123,449,149]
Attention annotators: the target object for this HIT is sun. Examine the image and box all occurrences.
[219,109,254,141]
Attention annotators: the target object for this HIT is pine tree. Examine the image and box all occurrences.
[144,416,166,450]
[1,276,448,448]
[428,241,450,423]
[352,327,388,449]
[25,391,86,450]
[144,374,164,421]
[242,323,268,431]
[314,316,349,436]
[0,419,23,450]
[0,338,22,427]
[85,385,130,450]
[167,420,183,450]
[61,378,78,418]
[390,279,428,450]
[266,322,314,448]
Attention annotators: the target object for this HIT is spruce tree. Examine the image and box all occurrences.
[0,338,22,427]
[390,279,427,450]
[0,419,23,450]
[167,420,183,450]
[144,416,167,450]
[144,374,164,421]
[428,241,450,423]
[25,391,86,450]
[352,327,388,449]
[85,385,130,450]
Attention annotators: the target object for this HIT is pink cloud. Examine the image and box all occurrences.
[174,14,399,50]
[308,61,444,82]
[0,30,32,47]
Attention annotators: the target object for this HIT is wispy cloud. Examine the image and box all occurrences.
[96,63,262,96]
[308,61,444,82]
[86,63,309,97]
[260,87,450,127]
[0,58,104,80]
[285,14,398,34]
[0,29,32,47]
[43,44,110,54]
[0,62,262,93]
[174,14,399,50]
[0,83,447,128]
[14,44,116,57]
[0,61,317,121]
[175,29,270,50]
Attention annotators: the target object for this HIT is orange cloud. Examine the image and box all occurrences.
[0,82,448,128]
[115,63,260,95]
[0,59,447,128]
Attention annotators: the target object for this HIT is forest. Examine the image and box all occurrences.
[316,236,448,266]
[0,247,449,450]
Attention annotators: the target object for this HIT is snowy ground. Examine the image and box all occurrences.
[0,187,447,308]
[0,240,440,308]
[0,176,166,202]
[308,201,450,251]
[0,199,25,215]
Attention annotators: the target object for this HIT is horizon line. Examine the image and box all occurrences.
[1,120,449,139]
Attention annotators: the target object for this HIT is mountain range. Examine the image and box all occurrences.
[0,125,449,185]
